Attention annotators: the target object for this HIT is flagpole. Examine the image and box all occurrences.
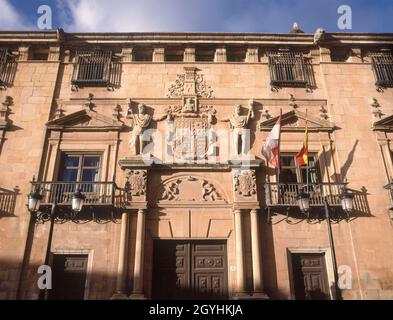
[306,109,309,193]
[277,108,282,203]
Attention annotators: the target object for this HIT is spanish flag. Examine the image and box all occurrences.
[296,121,308,166]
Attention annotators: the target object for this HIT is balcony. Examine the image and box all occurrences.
[383,180,393,212]
[265,182,347,207]
[30,181,116,206]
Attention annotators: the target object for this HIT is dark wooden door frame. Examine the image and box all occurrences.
[287,249,333,300]
[48,250,92,300]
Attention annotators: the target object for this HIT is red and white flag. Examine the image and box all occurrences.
[262,116,281,169]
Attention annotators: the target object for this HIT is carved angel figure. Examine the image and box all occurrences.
[202,182,222,201]
[162,182,179,201]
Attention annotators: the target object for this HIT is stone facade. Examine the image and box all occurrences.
[0,30,393,300]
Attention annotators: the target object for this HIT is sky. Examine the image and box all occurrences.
[0,0,392,33]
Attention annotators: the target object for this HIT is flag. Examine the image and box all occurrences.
[262,116,281,169]
[296,121,308,166]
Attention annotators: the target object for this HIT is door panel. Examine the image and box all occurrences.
[152,240,228,300]
[291,253,330,300]
[49,254,88,300]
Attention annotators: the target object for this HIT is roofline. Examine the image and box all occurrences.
[0,30,392,46]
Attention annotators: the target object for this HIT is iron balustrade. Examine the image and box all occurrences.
[30,181,116,206]
[72,50,113,86]
[383,181,393,210]
[267,51,309,87]
[0,48,11,87]
[0,187,18,216]
[370,52,393,87]
[265,182,347,207]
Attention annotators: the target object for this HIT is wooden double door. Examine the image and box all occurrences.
[291,253,331,300]
[152,240,228,300]
[49,254,88,300]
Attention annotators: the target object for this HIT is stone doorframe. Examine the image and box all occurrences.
[286,247,335,300]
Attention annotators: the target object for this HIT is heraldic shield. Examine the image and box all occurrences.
[173,117,210,161]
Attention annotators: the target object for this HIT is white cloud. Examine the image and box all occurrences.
[0,0,32,29]
[57,0,393,33]
[57,0,233,32]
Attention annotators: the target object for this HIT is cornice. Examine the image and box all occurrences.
[0,31,392,46]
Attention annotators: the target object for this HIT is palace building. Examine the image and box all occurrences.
[0,28,393,300]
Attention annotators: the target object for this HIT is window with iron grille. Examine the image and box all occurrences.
[0,48,8,85]
[268,51,313,87]
[72,50,113,86]
[370,52,393,87]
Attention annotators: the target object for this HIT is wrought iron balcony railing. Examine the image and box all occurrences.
[383,181,393,211]
[30,181,116,206]
[265,183,347,207]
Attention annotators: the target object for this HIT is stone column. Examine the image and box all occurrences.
[153,48,165,62]
[130,209,146,299]
[250,209,268,298]
[112,212,129,299]
[233,209,246,296]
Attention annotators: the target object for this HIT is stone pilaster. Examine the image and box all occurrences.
[18,46,30,61]
[320,47,331,63]
[48,46,60,61]
[184,47,196,62]
[214,47,227,62]
[122,48,134,62]
[348,47,362,63]
[246,48,259,63]
[153,48,165,62]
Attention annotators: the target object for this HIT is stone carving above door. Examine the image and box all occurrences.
[233,170,257,197]
[166,67,214,98]
[125,170,147,196]
[157,175,227,204]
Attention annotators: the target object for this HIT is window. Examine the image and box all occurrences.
[59,154,101,183]
[370,52,393,87]
[330,47,351,62]
[0,48,8,83]
[72,50,112,86]
[0,47,16,88]
[227,47,246,62]
[195,47,215,62]
[279,154,320,184]
[268,51,312,87]
[133,48,153,61]
[165,47,184,62]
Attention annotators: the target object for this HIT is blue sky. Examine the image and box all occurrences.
[0,0,392,33]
